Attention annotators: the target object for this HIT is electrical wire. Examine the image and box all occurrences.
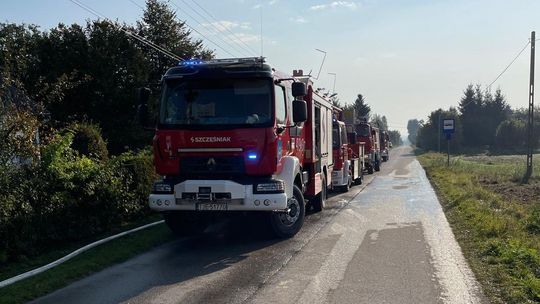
[168,0,247,57]
[125,0,235,57]
[177,0,252,56]
[70,0,183,61]
[487,40,531,90]
[188,0,258,56]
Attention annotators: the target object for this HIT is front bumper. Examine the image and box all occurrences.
[149,179,288,212]
[332,170,348,187]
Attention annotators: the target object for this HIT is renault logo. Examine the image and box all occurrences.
[207,158,216,170]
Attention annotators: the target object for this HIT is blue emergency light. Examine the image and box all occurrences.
[248,153,258,160]
[179,59,203,66]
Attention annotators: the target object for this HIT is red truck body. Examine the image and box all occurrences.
[355,122,381,174]
[331,108,363,191]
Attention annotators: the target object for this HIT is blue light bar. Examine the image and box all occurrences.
[248,153,257,160]
[178,59,203,66]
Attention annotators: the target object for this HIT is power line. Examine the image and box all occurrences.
[487,40,531,90]
[127,0,236,57]
[188,0,258,56]
[178,0,254,56]
[168,0,248,57]
[70,0,183,61]
[127,0,144,10]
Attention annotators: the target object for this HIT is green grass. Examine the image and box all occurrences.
[418,153,540,304]
[0,221,173,304]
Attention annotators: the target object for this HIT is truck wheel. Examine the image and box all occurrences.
[312,175,327,212]
[374,161,381,172]
[340,174,351,192]
[367,165,374,174]
[355,172,363,185]
[163,211,207,237]
[270,185,305,238]
[382,156,388,162]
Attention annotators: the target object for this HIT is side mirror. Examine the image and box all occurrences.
[291,82,306,97]
[293,99,308,123]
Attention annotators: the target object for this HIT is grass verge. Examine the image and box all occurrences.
[0,220,173,304]
[417,153,540,304]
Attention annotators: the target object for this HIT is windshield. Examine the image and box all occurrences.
[356,124,371,137]
[160,78,272,127]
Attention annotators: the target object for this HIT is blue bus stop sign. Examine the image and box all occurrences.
[442,119,455,135]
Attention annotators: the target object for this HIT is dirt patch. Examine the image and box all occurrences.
[481,180,540,204]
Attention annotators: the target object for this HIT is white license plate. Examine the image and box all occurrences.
[196,203,228,211]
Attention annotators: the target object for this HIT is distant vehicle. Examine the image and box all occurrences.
[331,107,364,192]
[138,58,335,238]
[380,131,390,162]
[355,122,381,174]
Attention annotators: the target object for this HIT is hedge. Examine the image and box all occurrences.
[0,131,156,263]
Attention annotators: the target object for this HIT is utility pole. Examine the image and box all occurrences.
[523,31,535,184]
[438,113,441,153]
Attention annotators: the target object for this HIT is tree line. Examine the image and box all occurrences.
[1,0,212,157]
[0,0,212,262]
[344,94,403,146]
[408,84,539,153]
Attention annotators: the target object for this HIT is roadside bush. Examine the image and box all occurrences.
[0,131,155,263]
[495,119,526,150]
[68,122,109,161]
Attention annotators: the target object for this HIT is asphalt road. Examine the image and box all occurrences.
[33,146,486,304]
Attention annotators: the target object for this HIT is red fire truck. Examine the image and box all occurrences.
[331,108,363,192]
[356,121,381,174]
[380,131,390,162]
[138,58,333,238]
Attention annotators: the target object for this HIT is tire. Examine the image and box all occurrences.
[382,156,388,162]
[367,164,374,174]
[163,211,207,236]
[355,172,363,185]
[340,173,351,192]
[374,160,381,172]
[269,185,305,238]
[312,175,327,212]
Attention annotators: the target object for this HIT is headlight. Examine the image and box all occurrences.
[153,182,173,193]
[254,180,285,193]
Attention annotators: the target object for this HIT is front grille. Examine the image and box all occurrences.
[180,156,245,179]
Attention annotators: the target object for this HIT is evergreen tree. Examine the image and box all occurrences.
[417,107,462,152]
[407,119,422,145]
[137,0,213,81]
[353,94,370,121]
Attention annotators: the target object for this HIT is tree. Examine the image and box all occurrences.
[458,84,510,149]
[388,130,403,146]
[495,119,526,150]
[417,108,462,152]
[137,0,213,81]
[407,119,422,145]
[459,84,483,147]
[353,94,370,121]
[370,114,388,131]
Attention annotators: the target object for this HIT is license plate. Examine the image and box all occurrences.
[196,203,228,211]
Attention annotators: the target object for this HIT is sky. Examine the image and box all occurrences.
[2,0,540,136]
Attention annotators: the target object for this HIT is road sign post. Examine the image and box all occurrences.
[442,119,455,166]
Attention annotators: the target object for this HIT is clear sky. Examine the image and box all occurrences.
[2,0,539,136]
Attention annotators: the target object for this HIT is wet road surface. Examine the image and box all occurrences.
[33,146,486,304]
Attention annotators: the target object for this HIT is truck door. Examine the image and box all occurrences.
[314,106,321,173]
[275,83,288,164]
